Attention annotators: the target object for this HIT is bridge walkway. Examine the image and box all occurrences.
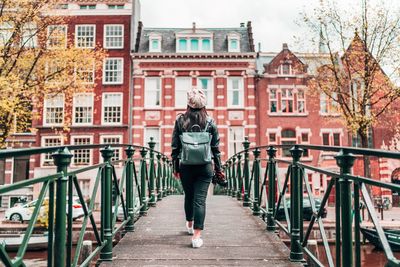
[102,195,301,266]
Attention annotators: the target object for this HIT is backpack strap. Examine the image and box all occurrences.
[203,118,212,132]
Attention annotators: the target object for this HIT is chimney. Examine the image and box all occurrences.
[240,22,245,27]
[282,43,288,50]
[192,22,196,33]
[258,42,261,52]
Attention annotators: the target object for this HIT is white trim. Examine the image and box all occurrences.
[197,77,214,108]
[144,127,161,151]
[72,93,94,126]
[101,92,123,126]
[75,24,96,49]
[43,94,64,127]
[227,77,244,108]
[40,136,64,167]
[144,77,162,108]
[71,135,93,166]
[103,24,124,49]
[100,134,123,163]
[228,126,245,157]
[46,25,68,49]
[149,33,162,53]
[103,57,124,85]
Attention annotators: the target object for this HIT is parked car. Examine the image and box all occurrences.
[275,197,327,221]
[4,197,85,222]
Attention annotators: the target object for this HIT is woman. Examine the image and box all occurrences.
[171,88,225,248]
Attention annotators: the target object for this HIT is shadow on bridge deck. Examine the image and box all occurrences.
[101,195,301,266]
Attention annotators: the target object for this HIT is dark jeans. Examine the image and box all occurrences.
[180,163,213,230]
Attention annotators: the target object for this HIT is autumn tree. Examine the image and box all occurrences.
[301,0,400,177]
[0,0,105,148]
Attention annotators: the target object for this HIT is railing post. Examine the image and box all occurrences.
[148,138,156,206]
[162,156,168,197]
[289,145,304,262]
[236,154,242,201]
[99,146,114,262]
[252,148,261,215]
[168,161,173,194]
[156,153,163,201]
[266,146,277,231]
[125,146,135,232]
[226,161,231,196]
[231,156,237,198]
[335,149,356,267]
[242,137,251,207]
[52,147,72,267]
[140,147,148,215]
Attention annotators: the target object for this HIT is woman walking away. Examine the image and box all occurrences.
[171,88,226,248]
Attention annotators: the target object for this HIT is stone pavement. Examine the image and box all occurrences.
[101,195,300,267]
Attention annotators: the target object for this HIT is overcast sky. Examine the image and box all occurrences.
[140,0,400,53]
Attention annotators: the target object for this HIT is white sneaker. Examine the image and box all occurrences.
[192,237,203,248]
[186,222,194,235]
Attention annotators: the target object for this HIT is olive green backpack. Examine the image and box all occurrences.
[179,119,212,165]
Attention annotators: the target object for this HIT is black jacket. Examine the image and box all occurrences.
[171,115,222,173]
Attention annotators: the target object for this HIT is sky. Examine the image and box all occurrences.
[140,0,400,53]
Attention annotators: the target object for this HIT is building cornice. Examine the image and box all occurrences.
[131,52,257,60]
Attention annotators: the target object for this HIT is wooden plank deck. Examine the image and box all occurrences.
[101,195,301,266]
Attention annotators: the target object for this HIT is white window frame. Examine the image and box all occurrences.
[22,23,37,48]
[266,128,280,145]
[102,92,123,125]
[75,24,96,49]
[41,136,63,167]
[227,33,241,52]
[100,135,123,163]
[281,88,294,113]
[103,58,124,85]
[320,92,339,116]
[47,25,67,49]
[197,77,214,107]
[176,37,214,53]
[269,87,278,113]
[104,24,124,49]
[320,129,343,147]
[298,128,312,159]
[278,63,293,76]
[227,77,244,108]
[228,127,245,157]
[144,128,161,152]
[297,88,306,113]
[149,33,162,52]
[72,93,94,126]
[43,94,64,126]
[75,60,95,84]
[71,136,93,166]
[175,77,191,108]
[144,77,162,108]
[281,129,297,158]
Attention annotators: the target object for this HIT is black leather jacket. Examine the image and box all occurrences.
[171,115,222,173]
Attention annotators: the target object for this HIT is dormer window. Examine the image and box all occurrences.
[80,5,96,9]
[227,32,240,52]
[279,63,292,75]
[149,33,161,53]
[175,27,213,53]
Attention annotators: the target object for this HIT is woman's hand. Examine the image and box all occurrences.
[173,172,180,180]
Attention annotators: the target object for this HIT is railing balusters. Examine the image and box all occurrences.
[231,156,237,198]
[52,147,73,266]
[236,154,242,201]
[252,148,261,215]
[226,160,231,196]
[266,146,277,231]
[148,138,157,206]
[162,156,168,197]
[140,148,148,215]
[335,149,356,267]
[157,153,163,201]
[289,145,304,262]
[243,138,251,206]
[99,146,114,262]
[125,146,135,232]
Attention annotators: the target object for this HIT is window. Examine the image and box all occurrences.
[281,89,294,113]
[102,93,122,125]
[333,133,341,146]
[76,60,94,84]
[104,25,123,49]
[202,39,211,51]
[269,88,277,113]
[144,128,160,151]
[73,93,93,125]
[55,4,68,9]
[228,33,241,52]
[228,77,243,107]
[320,92,339,115]
[108,4,124,9]
[101,136,122,162]
[47,25,67,49]
[75,25,95,48]
[149,33,161,52]
[178,39,187,51]
[281,129,296,157]
[13,156,29,183]
[297,89,306,113]
[42,137,62,166]
[0,23,13,47]
[44,94,64,125]
[22,23,37,48]
[0,159,5,185]
[80,5,96,9]
[322,133,330,146]
[72,137,91,165]
[198,77,214,107]
[229,127,244,157]
[321,130,342,147]
[279,63,291,75]
[300,131,310,157]
[175,77,191,108]
[103,58,123,84]
[190,39,199,51]
[145,77,161,107]
[269,133,277,143]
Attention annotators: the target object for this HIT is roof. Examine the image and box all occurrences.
[136,26,254,54]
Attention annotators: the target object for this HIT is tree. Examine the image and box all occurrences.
[0,0,105,148]
[301,0,400,177]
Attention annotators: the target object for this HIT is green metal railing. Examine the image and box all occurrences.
[0,138,179,267]
[224,139,400,267]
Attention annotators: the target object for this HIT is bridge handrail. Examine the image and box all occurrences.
[222,141,400,267]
